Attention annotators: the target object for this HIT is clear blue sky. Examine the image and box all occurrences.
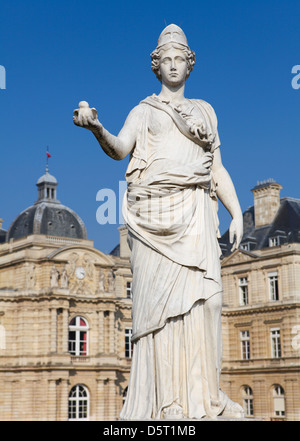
[1,0,299,253]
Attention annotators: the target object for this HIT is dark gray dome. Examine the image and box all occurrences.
[7,170,87,241]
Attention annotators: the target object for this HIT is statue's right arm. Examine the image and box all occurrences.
[73,105,142,161]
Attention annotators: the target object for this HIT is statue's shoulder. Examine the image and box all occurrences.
[191,99,218,126]
[125,100,150,121]
[190,98,216,115]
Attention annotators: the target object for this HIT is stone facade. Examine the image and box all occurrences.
[219,181,300,421]
[1,175,299,421]
[0,232,132,421]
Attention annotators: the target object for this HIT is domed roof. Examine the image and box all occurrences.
[36,171,57,185]
[7,170,87,241]
[0,217,6,244]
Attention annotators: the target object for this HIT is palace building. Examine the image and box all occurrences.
[219,179,300,421]
[0,172,299,421]
[0,169,132,421]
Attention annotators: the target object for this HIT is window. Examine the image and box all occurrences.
[242,386,254,416]
[269,232,287,248]
[126,281,132,299]
[240,241,256,251]
[273,385,285,417]
[268,272,279,301]
[271,328,282,358]
[240,243,250,251]
[239,277,249,305]
[240,330,250,360]
[125,328,133,358]
[68,316,89,356]
[123,386,128,405]
[68,385,89,420]
[269,237,279,247]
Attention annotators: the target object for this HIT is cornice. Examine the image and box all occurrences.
[222,301,299,317]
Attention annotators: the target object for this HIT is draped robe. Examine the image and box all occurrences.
[120,95,228,419]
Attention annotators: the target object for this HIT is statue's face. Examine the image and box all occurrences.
[159,46,188,87]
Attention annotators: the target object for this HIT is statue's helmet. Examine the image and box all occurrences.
[151,24,195,82]
[156,24,189,49]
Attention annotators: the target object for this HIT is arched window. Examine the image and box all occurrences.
[242,386,254,416]
[68,385,89,420]
[273,385,285,417]
[68,316,89,356]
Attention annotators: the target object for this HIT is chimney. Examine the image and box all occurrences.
[0,218,3,230]
[251,179,282,228]
[118,225,131,258]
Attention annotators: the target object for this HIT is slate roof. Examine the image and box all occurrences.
[110,243,120,256]
[6,171,87,242]
[7,202,87,241]
[0,229,6,244]
[219,197,300,257]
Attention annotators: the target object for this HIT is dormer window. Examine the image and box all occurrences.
[240,243,250,251]
[269,237,279,247]
[240,240,256,251]
[269,231,287,247]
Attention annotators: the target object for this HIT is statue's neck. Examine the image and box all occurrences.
[158,82,186,105]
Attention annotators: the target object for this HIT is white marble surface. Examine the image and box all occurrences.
[73,24,244,421]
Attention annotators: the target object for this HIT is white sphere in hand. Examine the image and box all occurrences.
[79,101,89,108]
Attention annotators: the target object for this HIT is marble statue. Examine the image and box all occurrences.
[73,24,244,420]
[50,265,59,288]
[60,267,69,289]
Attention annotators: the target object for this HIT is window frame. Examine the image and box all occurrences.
[272,385,285,417]
[268,271,279,301]
[240,330,250,360]
[68,316,89,356]
[125,327,133,358]
[126,281,132,299]
[68,384,90,421]
[242,386,254,417]
[239,276,249,306]
[270,327,282,358]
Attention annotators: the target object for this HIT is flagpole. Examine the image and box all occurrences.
[46,146,49,172]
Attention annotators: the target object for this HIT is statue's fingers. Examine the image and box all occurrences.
[81,115,88,127]
[229,226,235,244]
[91,108,98,120]
[87,116,96,126]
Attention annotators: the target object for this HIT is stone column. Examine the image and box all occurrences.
[62,308,69,353]
[109,311,115,353]
[47,379,57,420]
[50,308,57,353]
[98,310,104,353]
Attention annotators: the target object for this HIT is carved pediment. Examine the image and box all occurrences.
[48,245,115,266]
[221,249,258,266]
[47,245,115,295]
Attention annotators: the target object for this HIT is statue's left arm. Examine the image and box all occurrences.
[211,148,243,251]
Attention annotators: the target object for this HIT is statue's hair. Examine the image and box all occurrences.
[150,42,196,82]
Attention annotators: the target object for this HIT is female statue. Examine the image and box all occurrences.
[73,24,244,420]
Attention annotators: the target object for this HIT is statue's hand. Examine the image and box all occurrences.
[73,101,103,133]
[229,216,243,251]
